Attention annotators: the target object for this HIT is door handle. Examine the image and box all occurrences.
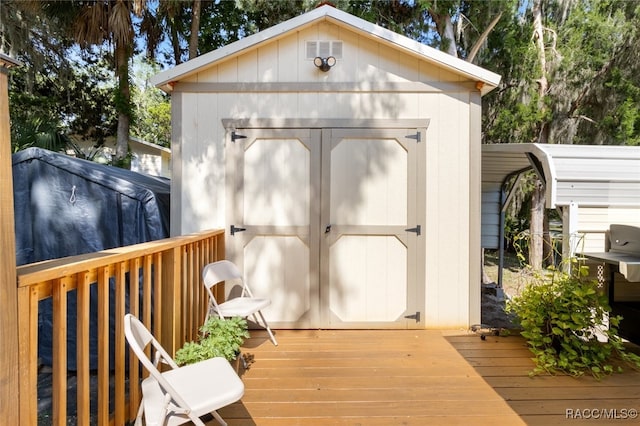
[325,224,332,234]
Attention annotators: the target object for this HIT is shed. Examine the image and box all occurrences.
[151,5,501,329]
[482,143,640,285]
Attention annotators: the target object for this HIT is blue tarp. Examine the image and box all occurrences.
[12,147,170,369]
[13,147,170,265]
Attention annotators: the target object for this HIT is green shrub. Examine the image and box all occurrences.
[175,316,249,365]
[506,263,640,379]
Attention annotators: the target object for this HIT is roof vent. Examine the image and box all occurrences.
[306,41,343,60]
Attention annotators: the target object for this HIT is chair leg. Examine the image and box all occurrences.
[134,400,144,426]
[257,311,278,346]
[211,410,228,426]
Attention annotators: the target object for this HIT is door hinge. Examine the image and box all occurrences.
[231,131,247,142]
[230,225,246,235]
[406,132,421,143]
[405,312,421,323]
[405,225,421,236]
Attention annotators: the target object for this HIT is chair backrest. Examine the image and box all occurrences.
[202,260,242,290]
[124,314,187,406]
[202,260,257,319]
[124,313,179,369]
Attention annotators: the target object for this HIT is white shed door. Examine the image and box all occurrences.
[227,127,424,329]
[226,129,321,328]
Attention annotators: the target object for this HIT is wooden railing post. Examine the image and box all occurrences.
[17,286,38,425]
[161,246,182,355]
[0,54,21,422]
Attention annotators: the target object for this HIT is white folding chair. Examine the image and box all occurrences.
[203,260,278,346]
[124,314,245,426]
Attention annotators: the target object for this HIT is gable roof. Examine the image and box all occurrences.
[151,5,501,95]
[129,136,172,155]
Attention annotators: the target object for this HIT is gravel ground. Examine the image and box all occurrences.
[480,249,534,330]
[481,284,518,329]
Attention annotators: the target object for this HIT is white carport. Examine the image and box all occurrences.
[482,143,640,286]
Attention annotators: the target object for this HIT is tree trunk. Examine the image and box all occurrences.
[170,22,182,65]
[188,0,201,60]
[430,10,458,57]
[530,180,545,270]
[114,38,130,168]
[532,0,548,97]
[529,0,549,270]
[467,12,502,64]
[543,209,552,267]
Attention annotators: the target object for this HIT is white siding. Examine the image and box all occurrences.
[577,207,640,253]
[481,185,501,249]
[423,91,472,328]
[130,152,161,176]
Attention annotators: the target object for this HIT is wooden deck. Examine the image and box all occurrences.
[208,329,640,425]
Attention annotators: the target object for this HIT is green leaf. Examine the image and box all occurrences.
[509,267,640,378]
[551,327,563,335]
[175,316,249,365]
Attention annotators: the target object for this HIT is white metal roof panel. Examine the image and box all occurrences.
[151,5,501,95]
[482,143,640,208]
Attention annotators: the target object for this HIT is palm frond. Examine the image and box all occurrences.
[11,116,70,153]
[74,2,110,46]
[133,0,146,17]
[109,0,133,47]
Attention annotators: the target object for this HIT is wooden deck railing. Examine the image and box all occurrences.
[15,229,225,425]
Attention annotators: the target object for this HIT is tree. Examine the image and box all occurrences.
[71,0,147,168]
[237,0,308,31]
[9,57,117,153]
[130,57,170,146]
[551,1,640,146]
[141,0,190,66]
[420,0,459,56]
[405,0,512,61]
[188,0,202,60]
[2,1,118,153]
[144,0,263,68]
[4,1,152,167]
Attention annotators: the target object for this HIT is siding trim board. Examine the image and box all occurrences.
[173,81,479,94]
[222,118,431,130]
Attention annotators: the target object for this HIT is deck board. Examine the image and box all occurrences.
[205,330,640,425]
